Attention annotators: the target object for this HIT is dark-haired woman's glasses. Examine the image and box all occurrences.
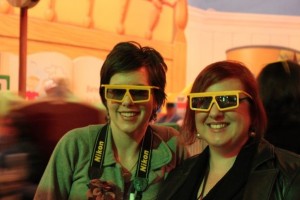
[188,90,252,111]
[101,84,159,103]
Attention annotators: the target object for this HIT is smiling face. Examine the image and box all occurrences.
[106,67,156,136]
[195,78,252,153]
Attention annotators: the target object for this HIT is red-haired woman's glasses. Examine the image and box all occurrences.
[188,90,252,111]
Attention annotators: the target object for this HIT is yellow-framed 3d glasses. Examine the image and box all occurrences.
[188,90,253,111]
[101,84,159,103]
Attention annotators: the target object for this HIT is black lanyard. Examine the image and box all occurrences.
[89,124,109,179]
[89,124,153,200]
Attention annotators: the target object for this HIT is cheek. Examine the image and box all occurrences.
[234,107,252,130]
[106,101,118,112]
[195,112,206,121]
[195,112,206,128]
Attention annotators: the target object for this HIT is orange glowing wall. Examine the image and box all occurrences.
[0,0,188,100]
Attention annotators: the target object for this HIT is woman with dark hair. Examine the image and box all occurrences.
[257,60,300,154]
[157,60,300,200]
[34,41,188,200]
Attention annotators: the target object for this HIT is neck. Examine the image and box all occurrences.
[110,124,146,169]
[110,122,146,148]
[112,138,140,171]
[208,137,248,171]
[197,149,237,199]
[208,148,237,174]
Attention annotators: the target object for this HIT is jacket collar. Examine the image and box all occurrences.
[251,139,276,169]
[243,139,279,200]
[102,125,173,169]
[99,125,174,184]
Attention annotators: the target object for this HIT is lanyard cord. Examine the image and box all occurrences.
[89,124,153,200]
[89,124,109,179]
[130,127,153,199]
[198,165,210,200]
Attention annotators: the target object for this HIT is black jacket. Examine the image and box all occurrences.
[157,139,300,200]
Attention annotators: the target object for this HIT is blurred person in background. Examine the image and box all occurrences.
[43,77,78,101]
[11,76,107,171]
[0,91,24,117]
[0,111,44,200]
[257,60,300,154]
[156,102,182,125]
[157,60,300,200]
[34,41,188,200]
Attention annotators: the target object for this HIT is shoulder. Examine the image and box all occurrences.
[273,146,300,197]
[178,153,199,167]
[150,124,180,139]
[149,124,189,161]
[48,124,108,166]
[257,139,300,175]
[63,124,104,136]
[260,139,300,164]
[150,124,182,146]
[274,146,300,170]
[56,124,106,147]
[163,153,200,179]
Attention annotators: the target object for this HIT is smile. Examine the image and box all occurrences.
[120,112,139,117]
[207,123,229,129]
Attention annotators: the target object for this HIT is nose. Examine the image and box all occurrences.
[208,103,223,119]
[121,92,134,106]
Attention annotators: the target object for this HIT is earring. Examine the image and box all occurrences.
[249,131,256,137]
[196,132,201,139]
[248,126,256,137]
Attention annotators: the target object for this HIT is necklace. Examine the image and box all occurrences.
[112,141,139,178]
[198,165,210,200]
[122,160,138,182]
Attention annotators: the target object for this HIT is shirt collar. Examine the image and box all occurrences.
[102,125,173,169]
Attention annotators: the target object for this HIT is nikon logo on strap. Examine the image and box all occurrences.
[140,150,150,172]
[94,141,105,163]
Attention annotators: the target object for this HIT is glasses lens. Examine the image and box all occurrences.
[192,97,213,109]
[129,89,149,101]
[216,95,237,108]
[106,88,126,101]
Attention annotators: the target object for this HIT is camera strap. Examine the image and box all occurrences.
[89,124,153,200]
[88,124,109,179]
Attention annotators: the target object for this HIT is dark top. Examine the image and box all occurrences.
[168,140,257,200]
[157,139,300,200]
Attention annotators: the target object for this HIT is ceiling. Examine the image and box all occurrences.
[188,0,300,16]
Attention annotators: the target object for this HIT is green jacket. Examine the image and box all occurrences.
[34,124,188,200]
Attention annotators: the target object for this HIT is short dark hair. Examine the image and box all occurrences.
[257,60,300,119]
[182,60,267,144]
[99,41,168,121]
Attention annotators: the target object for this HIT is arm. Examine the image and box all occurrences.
[34,131,79,199]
